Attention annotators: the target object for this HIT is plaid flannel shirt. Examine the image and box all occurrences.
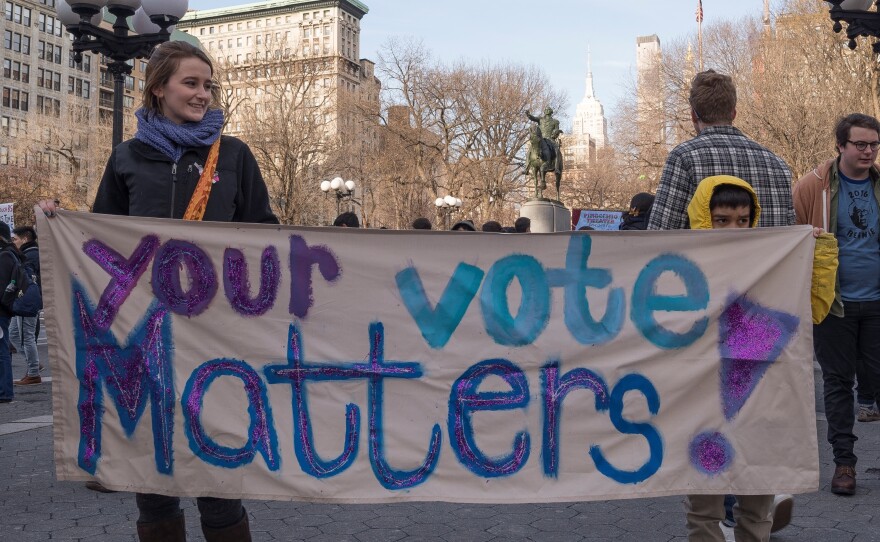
[647,125,796,230]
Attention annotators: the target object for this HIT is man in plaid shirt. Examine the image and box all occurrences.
[647,69,797,539]
[648,70,795,230]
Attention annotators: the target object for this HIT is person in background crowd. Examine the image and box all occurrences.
[333,211,360,228]
[11,226,41,386]
[0,221,17,404]
[481,220,503,232]
[451,220,476,231]
[40,40,277,541]
[412,217,432,230]
[793,113,880,496]
[514,216,531,233]
[619,192,655,230]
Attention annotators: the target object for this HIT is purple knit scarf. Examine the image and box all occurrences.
[134,108,224,162]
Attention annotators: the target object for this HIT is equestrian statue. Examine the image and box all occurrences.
[525,107,564,200]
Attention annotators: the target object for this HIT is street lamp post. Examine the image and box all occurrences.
[56,0,188,148]
[320,176,358,216]
[824,0,880,50]
[434,195,462,230]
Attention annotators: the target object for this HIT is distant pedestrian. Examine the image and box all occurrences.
[514,217,531,233]
[412,217,432,230]
[619,193,654,230]
[334,211,360,228]
[11,226,40,386]
[0,220,17,404]
[451,219,476,231]
[481,220,503,232]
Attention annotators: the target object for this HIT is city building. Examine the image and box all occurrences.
[563,48,608,167]
[636,34,664,147]
[176,0,380,144]
[1,3,172,206]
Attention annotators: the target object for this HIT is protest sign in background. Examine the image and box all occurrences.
[40,210,819,503]
[571,209,623,231]
[0,203,14,231]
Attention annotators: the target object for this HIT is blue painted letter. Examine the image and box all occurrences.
[547,236,625,345]
[396,263,484,349]
[541,360,610,477]
[182,359,280,470]
[631,254,709,349]
[589,374,663,484]
[480,255,550,346]
[449,359,530,477]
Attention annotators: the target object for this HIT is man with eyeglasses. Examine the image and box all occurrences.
[794,113,880,496]
[648,70,795,230]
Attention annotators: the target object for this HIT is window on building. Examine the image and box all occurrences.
[12,3,20,23]
[1,59,8,78]
[246,36,251,46]
[53,71,60,91]
[138,78,144,91]
[124,75,133,90]
[123,95,133,108]
[20,63,28,83]
[199,28,204,35]
[236,37,242,47]
[209,26,214,34]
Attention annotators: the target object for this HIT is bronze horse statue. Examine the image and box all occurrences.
[525,125,563,200]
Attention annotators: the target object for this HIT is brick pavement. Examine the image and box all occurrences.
[2,343,879,541]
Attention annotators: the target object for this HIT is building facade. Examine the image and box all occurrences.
[2,2,150,205]
[635,34,664,146]
[177,0,380,143]
[563,50,608,167]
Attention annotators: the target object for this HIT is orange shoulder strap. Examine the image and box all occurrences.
[183,137,222,221]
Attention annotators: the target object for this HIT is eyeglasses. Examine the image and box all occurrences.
[846,140,880,151]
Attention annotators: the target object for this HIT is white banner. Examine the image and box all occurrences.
[0,202,14,231]
[40,210,819,503]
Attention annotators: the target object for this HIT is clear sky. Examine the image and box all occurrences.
[188,0,776,128]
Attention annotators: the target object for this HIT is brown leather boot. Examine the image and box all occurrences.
[202,511,251,542]
[831,465,856,495]
[136,513,186,541]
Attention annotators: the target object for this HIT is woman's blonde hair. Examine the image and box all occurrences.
[142,41,219,115]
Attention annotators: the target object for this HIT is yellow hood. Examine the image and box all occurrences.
[687,175,762,230]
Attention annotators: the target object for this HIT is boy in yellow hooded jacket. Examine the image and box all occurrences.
[685,175,795,541]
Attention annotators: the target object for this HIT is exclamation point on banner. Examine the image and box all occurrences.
[689,294,799,475]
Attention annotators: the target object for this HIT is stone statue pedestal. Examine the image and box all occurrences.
[520,199,570,233]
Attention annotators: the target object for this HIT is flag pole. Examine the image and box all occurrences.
[697,0,704,71]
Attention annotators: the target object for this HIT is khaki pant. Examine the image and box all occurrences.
[686,494,774,542]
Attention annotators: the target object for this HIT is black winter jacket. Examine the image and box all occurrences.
[19,241,39,282]
[0,244,22,318]
[92,136,279,224]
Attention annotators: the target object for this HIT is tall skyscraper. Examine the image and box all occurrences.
[636,34,663,145]
[565,47,608,167]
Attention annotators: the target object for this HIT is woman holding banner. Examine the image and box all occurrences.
[41,40,277,542]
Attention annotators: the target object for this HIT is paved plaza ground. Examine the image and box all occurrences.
[1,339,879,541]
